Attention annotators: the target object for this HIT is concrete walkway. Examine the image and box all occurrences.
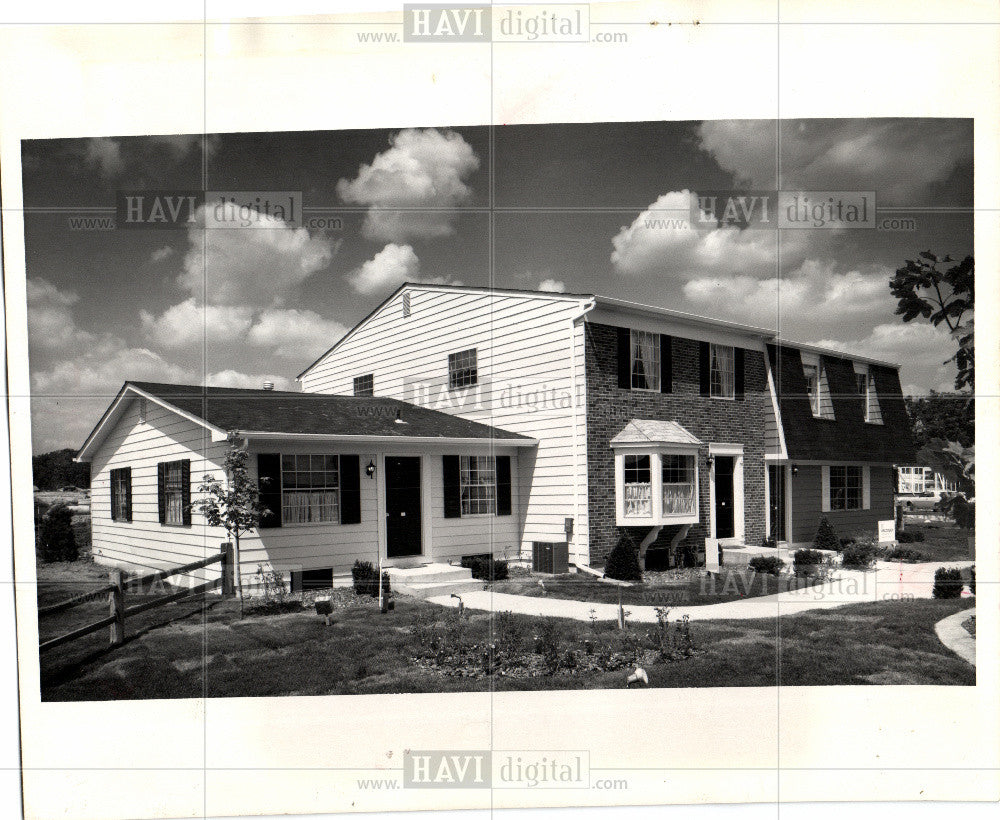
[426,561,974,623]
[935,607,976,665]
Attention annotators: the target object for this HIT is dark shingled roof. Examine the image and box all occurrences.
[128,382,533,441]
[767,346,916,463]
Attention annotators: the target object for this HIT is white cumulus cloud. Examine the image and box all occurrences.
[205,370,293,391]
[348,243,421,294]
[246,308,348,358]
[26,279,95,351]
[538,278,566,293]
[178,202,337,306]
[337,128,480,242]
[139,299,254,348]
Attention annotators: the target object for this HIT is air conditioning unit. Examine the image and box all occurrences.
[532,541,569,575]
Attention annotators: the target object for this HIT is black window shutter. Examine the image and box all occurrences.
[496,456,512,516]
[181,459,192,525]
[257,453,282,528]
[660,335,672,393]
[617,327,631,389]
[735,347,746,400]
[699,341,711,396]
[339,455,361,525]
[124,467,132,522]
[443,455,462,518]
[157,462,166,524]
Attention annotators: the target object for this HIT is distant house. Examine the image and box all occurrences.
[896,465,958,499]
[76,283,915,587]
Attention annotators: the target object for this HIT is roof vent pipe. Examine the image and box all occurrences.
[262,381,274,391]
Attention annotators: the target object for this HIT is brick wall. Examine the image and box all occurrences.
[584,322,769,565]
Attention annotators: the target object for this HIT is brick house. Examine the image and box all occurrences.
[78,283,915,584]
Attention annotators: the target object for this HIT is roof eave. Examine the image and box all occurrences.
[235,430,538,447]
[592,295,776,339]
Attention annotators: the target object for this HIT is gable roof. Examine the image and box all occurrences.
[610,419,702,448]
[76,381,535,461]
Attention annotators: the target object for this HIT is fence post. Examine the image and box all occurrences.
[109,569,125,646]
[221,542,235,597]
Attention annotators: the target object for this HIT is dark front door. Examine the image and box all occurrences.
[385,456,422,558]
[714,456,735,540]
[768,464,786,541]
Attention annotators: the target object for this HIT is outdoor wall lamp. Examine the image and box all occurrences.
[366,460,376,478]
[791,464,799,476]
[705,455,714,469]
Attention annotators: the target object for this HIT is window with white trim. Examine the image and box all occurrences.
[829,465,863,510]
[710,344,735,398]
[281,454,340,524]
[630,329,660,391]
[460,455,496,515]
[623,454,653,517]
[661,454,696,514]
[448,348,478,389]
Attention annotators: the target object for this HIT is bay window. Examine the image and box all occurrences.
[617,450,699,525]
[661,454,697,515]
[623,455,652,517]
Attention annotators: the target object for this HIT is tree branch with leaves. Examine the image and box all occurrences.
[193,433,269,618]
[890,251,974,391]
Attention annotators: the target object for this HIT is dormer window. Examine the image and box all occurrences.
[853,362,883,424]
[803,363,821,416]
[802,353,834,420]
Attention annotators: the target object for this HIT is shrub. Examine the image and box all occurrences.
[970,566,976,595]
[884,547,926,563]
[839,537,856,549]
[841,541,879,569]
[793,548,822,566]
[895,529,925,544]
[461,555,509,582]
[351,560,391,597]
[812,516,839,551]
[748,555,784,575]
[604,532,642,582]
[932,567,964,599]
[36,503,78,562]
[939,493,975,529]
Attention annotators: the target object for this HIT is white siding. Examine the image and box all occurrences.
[90,397,522,586]
[301,288,591,563]
[90,397,230,583]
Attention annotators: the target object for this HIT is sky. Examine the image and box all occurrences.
[21,119,973,452]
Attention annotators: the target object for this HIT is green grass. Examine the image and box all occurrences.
[37,559,975,700]
[491,568,820,608]
[893,522,974,563]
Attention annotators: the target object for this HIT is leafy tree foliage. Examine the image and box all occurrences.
[904,391,974,449]
[194,433,269,617]
[32,448,90,490]
[889,251,974,391]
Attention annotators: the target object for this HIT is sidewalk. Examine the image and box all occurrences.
[426,561,974,623]
[935,607,976,665]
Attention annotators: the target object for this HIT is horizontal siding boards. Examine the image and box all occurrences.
[300,288,589,561]
[768,344,917,463]
[790,465,895,543]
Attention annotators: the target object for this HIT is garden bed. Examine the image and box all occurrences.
[491,567,823,608]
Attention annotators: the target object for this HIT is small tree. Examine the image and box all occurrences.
[194,433,268,617]
[812,516,839,552]
[604,531,643,582]
[36,502,78,562]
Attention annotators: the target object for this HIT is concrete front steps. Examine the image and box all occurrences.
[386,563,484,599]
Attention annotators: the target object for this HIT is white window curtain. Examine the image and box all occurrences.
[631,330,659,391]
[661,454,696,514]
[623,454,652,517]
[711,344,735,398]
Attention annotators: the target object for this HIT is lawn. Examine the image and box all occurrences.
[892,521,974,563]
[491,567,821,608]
[36,561,975,700]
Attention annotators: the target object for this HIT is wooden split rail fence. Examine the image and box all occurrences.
[39,543,235,654]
